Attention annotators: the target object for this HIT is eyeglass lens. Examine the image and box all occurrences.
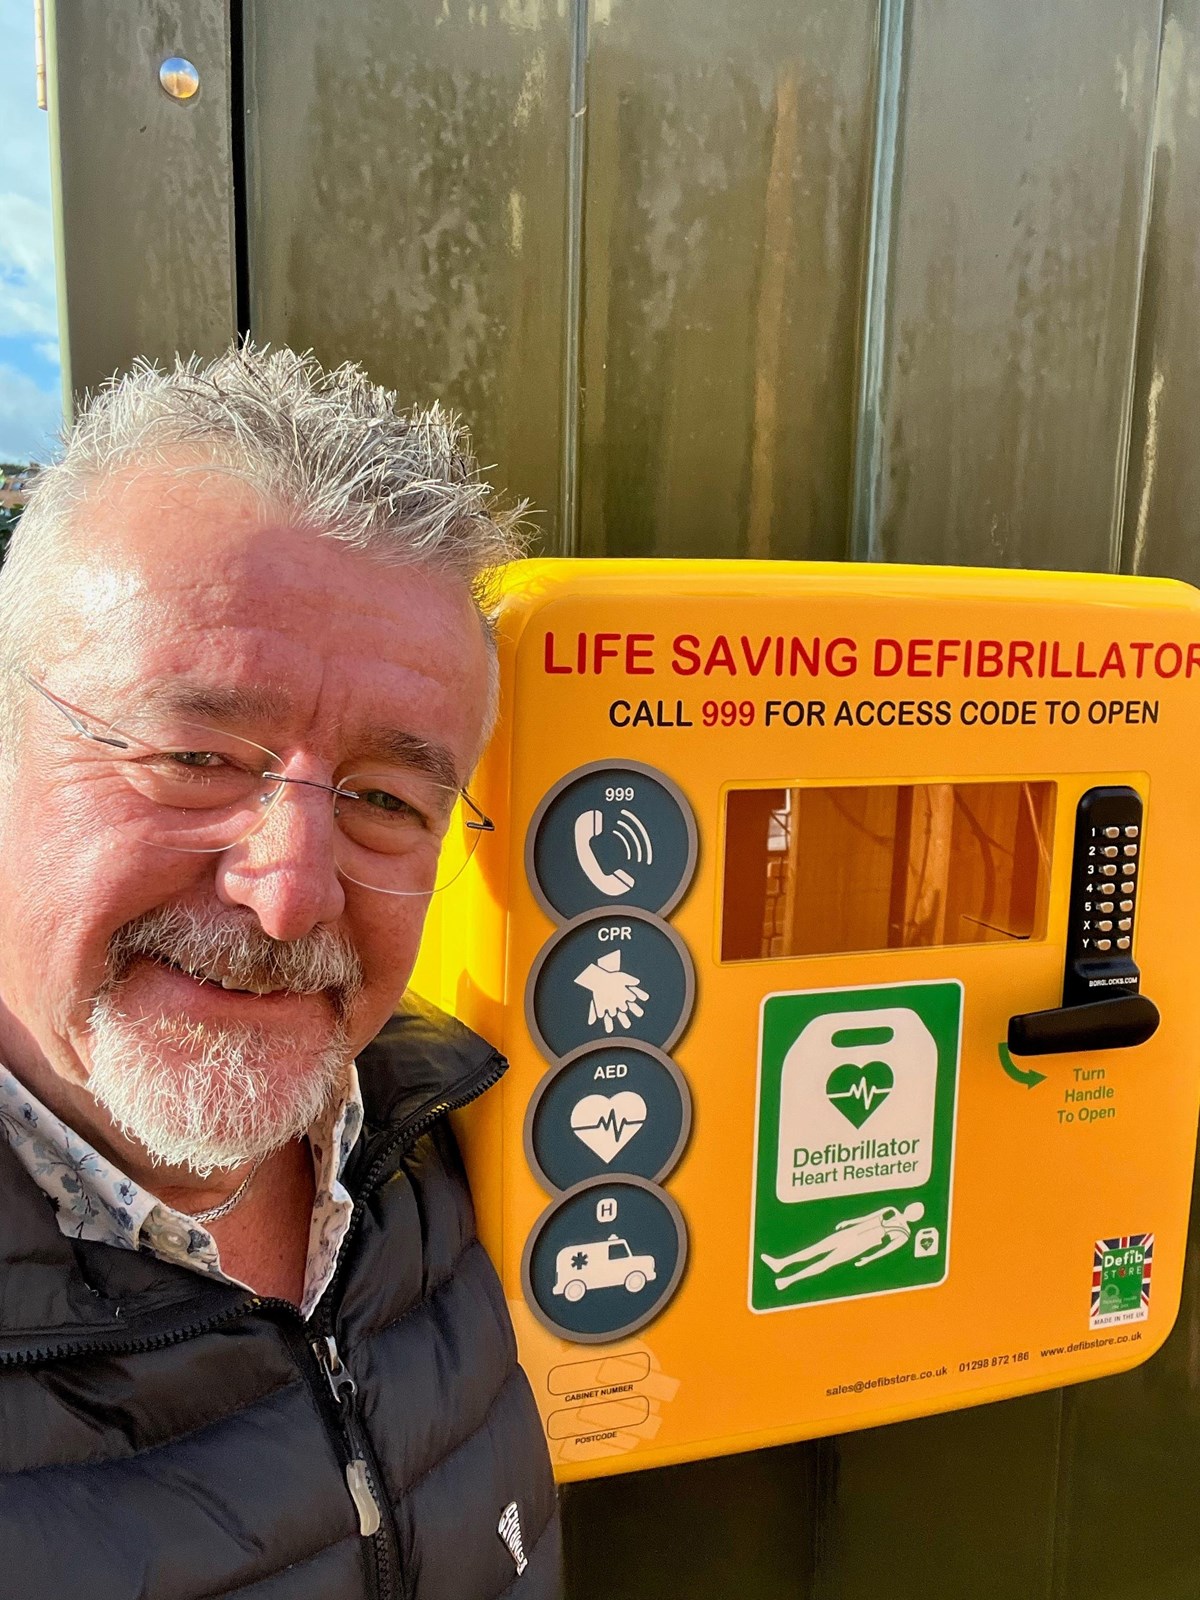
[67,707,484,896]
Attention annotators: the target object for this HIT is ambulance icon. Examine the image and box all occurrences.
[551,1234,658,1302]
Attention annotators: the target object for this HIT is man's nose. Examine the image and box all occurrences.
[214,778,346,939]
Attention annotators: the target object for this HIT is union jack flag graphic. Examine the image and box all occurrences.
[1090,1234,1154,1327]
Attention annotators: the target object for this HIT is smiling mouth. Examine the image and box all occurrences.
[105,906,363,1022]
[153,956,294,999]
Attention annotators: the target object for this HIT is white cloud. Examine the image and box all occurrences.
[0,0,59,345]
[0,361,61,463]
[0,192,57,338]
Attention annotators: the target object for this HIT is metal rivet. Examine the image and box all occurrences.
[159,56,200,101]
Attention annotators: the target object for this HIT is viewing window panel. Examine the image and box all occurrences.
[721,781,1055,962]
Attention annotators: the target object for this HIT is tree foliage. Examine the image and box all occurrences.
[0,500,21,563]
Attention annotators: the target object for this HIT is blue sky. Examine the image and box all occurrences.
[0,0,62,463]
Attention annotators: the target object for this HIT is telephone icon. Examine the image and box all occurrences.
[574,806,656,898]
[574,809,637,897]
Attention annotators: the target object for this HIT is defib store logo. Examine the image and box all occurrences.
[752,981,962,1313]
[1089,1234,1154,1330]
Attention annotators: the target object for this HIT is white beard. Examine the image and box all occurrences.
[86,1004,350,1184]
[86,903,364,1177]
[86,1000,350,1177]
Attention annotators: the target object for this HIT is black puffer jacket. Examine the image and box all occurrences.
[0,999,562,1598]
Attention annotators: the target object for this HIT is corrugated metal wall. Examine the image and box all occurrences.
[47,0,1200,1593]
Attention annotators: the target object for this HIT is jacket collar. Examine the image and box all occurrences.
[355,993,507,1137]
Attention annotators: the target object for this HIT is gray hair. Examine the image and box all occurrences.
[0,342,526,742]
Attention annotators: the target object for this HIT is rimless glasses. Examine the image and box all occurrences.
[21,674,494,896]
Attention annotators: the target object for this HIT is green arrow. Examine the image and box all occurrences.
[998,1042,1046,1089]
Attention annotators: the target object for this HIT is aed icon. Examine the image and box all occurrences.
[751,980,962,1312]
[524,1041,693,1193]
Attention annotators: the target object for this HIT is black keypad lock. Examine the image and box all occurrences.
[1063,786,1144,1007]
[1008,786,1159,1056]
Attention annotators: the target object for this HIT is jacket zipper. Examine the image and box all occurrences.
[306,1052,506,1600]
[314,1332,392,1600]
[0,1051,506,1600]
[0,1299,274,1368]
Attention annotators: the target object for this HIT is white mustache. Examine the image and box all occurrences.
[105,904,364,1014]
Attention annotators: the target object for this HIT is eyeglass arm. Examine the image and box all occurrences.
[461,791,495,832]
[21,674,131,748]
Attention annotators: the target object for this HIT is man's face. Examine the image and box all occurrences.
[0,468,491,1169]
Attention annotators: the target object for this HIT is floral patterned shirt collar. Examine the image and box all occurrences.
[0,1061,364,1320]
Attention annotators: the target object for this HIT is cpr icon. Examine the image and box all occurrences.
[775,1005,939,1203]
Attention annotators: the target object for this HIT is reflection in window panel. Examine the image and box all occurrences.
[722,781,1055,962]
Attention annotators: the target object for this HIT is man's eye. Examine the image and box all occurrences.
[355,787,417,816]
[167,751,226,769]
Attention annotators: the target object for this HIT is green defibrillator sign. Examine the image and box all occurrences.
[751,980,963,1312]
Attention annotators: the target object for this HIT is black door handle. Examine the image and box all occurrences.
[1007,994,1160,1057]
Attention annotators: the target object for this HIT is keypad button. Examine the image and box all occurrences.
[1096,920,1113,932]
[1117,937,1131,950]
[1100,864,1117,876]
[1101,845,1119,858]
[1103,826,1121,838]
[1121,881,1136,895]
[1095,938,1112,951]
[1098,901,1114,913]
[1123,844,1138,857]
[1120,900,1134,912]
[1124,825,1139,838]
[1118,918,1132,931]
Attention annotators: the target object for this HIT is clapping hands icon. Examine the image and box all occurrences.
[574,950,650,1033]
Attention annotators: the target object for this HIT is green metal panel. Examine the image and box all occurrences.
[1120,0,1200,584]
[1049,1161,1200,1600]
[561,1443,820,1597]
[854,0,1167,571]
[244,0,573,551]
[576,0,879,561]
[814,1395,1063,1600]
[46,0,237,404]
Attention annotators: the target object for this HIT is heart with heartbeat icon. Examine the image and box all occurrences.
[570,1092,648,1163]
[825,1061,894,1128]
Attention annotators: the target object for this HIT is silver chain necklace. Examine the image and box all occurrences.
[184,1153,268,1226]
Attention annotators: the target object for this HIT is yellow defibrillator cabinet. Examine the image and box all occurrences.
[420,560,1200,1481]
